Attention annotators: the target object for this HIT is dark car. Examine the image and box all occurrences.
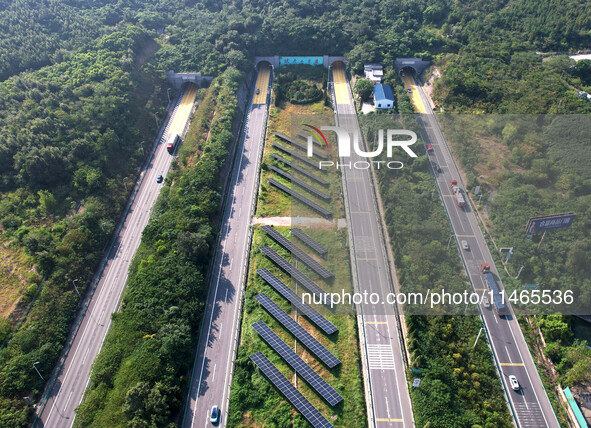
[407,88,412,93]
[156,175,163,183]
[256,89,260,94]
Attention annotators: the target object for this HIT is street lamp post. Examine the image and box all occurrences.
[72,279,80,296]
[32,362,44,381]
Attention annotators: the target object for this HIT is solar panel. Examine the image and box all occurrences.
[290,228,328,256]
[270,153,329,185]
[250,352,335,428]
[267,178,332,217]
[255,293,341,368]
[261,226,334,279]
[252,321,343,406]
[271,142,319,168]
[274,132,328,160]
[270,166,331,201]
[260,246,330,300]
[257,268,337,335]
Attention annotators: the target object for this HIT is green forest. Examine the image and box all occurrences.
[0,0,589,426]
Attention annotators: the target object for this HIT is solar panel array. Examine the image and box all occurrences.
[259,246,329,299]
[274,132,328,160]
[255,293,341,368]
[250,352,335,428]
[290,228,328,256]
[252,321,343,405]
[257,268,337,335]
[270,166,331,201]
[267,178,332,217]
[270,154,329,185]
[271,142,319,168]
[261,226,334,279]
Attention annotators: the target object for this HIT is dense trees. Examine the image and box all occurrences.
[0,0,589,426]
[0,26,167,426]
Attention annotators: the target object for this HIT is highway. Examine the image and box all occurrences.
[182,64,272,428]
[331,62,414,427]
[410,72,560,428]
[400,74,426,114]
[34,84,199,428]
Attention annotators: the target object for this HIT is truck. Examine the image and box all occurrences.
[450,179,467,207]
[481,263,507,316]
[166,134,181,155]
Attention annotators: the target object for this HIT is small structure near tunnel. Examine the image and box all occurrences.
[373,83,394,109]
[166,71,213,91]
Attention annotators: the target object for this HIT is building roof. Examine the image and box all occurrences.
[373,84,394,101]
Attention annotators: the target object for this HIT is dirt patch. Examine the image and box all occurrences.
[423,66,441,106]
[0,244,37,319]
[134,39,158,68]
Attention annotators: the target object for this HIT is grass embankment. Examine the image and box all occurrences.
[228,226,365,427]
[74,68,243,428]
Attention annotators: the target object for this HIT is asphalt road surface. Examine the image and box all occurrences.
[182,65,271,428]
[332,62,414,427]
[34,84,199,428]
[411,74,560,428]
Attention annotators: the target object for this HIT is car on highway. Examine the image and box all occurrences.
[407,88,412,93]
[401,71,405,77]
[210,405,220,424]
[427,144,433,152]
[509,375,520,391]
[156,175,163,183]
[256,89,260,94]
[461,240,470,250]
[482,295,491,309]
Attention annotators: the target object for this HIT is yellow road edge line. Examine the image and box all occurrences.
[500,363,525,366]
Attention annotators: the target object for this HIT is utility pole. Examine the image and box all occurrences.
[32,362,44,381]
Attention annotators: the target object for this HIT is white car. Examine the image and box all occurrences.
[210,405,219,424]
[461,240,469,250]
[509,375,520,391]
[482,295,491,309]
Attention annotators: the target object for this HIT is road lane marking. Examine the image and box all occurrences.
[82,348,90,366]
[366,321,387,324]
[376,418,403,423]
[500,363,525,366]
[64,391,73,414]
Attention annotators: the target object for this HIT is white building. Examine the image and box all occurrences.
[364,64,383,83]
